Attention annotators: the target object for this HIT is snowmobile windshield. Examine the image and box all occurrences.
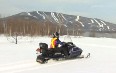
[63,35,72,43]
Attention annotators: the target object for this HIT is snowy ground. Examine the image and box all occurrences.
[0,35,116,73]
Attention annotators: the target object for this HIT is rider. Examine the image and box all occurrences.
[50,32,62,49]
[50,32,69,58]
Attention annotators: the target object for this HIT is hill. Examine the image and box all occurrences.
[0,11,116,37]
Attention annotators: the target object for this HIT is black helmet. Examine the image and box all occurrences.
[53,32,59,38]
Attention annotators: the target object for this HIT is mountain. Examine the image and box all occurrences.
[0,11,116,37]
[11,11,116,32]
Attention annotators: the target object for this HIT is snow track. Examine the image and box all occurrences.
[0,59,85,73]
[0,60,38,73]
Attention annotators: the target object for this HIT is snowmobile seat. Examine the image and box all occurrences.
[39,43,48,50]
[39,43,49,56]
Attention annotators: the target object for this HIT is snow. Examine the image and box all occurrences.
[61,13,67,21]
[100,20,106,25]
[88,19,94,24]
[27,12,31,16]
[107,26,110,29]
[36,11,45,19]
[78,21,84,27]
[91,19,94,23]
[75,16,80,21]
[75,16,84,27]
[27,12,37,19]
[69,21,72,23]
[93,19,104,28]
[0,36,116,73]
[51,12,59,23]
[64,25,67,27]
[43,12,53,22]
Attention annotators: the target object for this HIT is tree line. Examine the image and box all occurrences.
[0,17,77,36]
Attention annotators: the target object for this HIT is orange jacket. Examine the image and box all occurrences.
[50,38,57,48]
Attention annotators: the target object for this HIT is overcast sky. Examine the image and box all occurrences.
[0,0,116,24]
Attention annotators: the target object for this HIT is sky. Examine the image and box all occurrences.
[0,0,116,24]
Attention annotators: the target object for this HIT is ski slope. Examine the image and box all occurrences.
[0,36,116,73]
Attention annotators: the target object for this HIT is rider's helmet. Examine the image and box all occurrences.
[53,32,59,38]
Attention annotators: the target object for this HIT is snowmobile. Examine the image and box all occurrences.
[36,36,90,64]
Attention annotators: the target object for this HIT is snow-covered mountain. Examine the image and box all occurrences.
[8,11,116,32]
